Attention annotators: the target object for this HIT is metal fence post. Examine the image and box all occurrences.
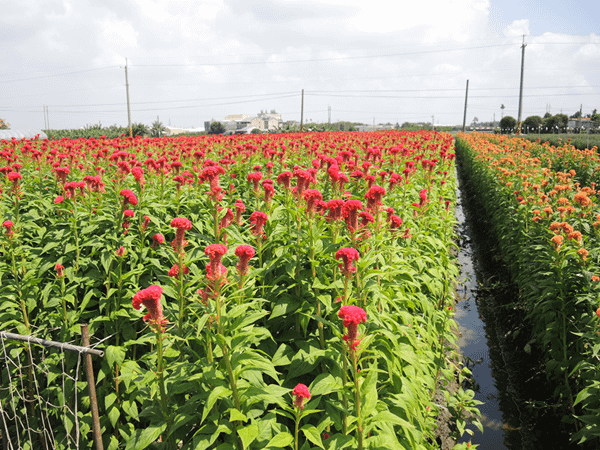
[81,324,104,450]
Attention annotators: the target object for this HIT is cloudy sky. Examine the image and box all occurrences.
[1,0,599,131]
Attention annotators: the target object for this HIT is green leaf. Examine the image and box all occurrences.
[105,345,126,368]
[107,405,120,427]
[125,423,167,450]
[360,363,378,420]
[266,432,294,448]
[229,408,248,422]
[301,424,324,449]
[202,386,232,424]
[309,373,342,396]
[238,423,259,449]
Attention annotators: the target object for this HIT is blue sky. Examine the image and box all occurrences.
[1,0,598,130]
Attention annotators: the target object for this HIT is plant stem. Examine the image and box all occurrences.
[352,350,363,450]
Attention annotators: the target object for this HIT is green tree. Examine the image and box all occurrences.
[150,119,167,137]
[131,122,149,137]
[209,121,226,135]
[523,115,543,132]
[499,116,517,132]
[0,118,9,130]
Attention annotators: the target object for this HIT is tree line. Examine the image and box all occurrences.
[500,109,600,134]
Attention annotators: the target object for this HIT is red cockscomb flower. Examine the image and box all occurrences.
[292,383,311,410]
[170,217,193,253]
[247,172,263,191]
[303,189,323,217]
[342,200,363,233]
[338,305,367,350]
[120,189,138,206]
[235,200,246,226]
[249,211,268,237]
[55,264,65,278]
[3,220,14,238]
[132,285,166,331]
[235,245,255,276]
[336,248,360,276]
[168,264,189,278]
[364,185,386,211]
[205,244,228,282]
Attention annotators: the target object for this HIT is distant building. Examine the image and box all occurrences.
[567,117,592,129]
[208,110,284,133]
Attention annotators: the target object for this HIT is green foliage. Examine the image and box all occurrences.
[456,132,600,445]
[522,115,543,132]
[209,121,226,135]
[0,130,476,449]
[499,116,516,131]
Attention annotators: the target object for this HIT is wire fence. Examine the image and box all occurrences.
[0,327,104,450]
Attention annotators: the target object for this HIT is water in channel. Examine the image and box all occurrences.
[452,164,582,449]
[454,180,508,449]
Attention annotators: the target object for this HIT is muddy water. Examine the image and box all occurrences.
[454,185,508,448]
[452,165,581,449]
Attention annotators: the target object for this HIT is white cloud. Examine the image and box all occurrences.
[504,19,530,37]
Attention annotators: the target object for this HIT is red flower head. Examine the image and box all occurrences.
[326,199,345,222]
[55,264,65,278]
[170,217,193,253]
[235,244,255,276]
[364,185,386,211]
[8,171,22,186]
[54,196,65,204]
[292,383,311,410]
[203,165,226,193]
[220,208,234,230]
[124,209,134,218]
[264,183,276,205]
[277,171,292,190]
[132,166,145,184]
[3,220,14,238]
[303,189,323,217]
[335,247,360,276]
[338,305,367,350]
[132,285,166,330]
[235,200,246,225]
[359,211,374,227]
[248,172,263,191]
[418,189,428,207]
[205,244,228,282]
[168,264,189,278]
[389,214,403,231]
[120,189,138,206]
[142,215,151,230]
[115,246,126,257]
[151,233,164,249]
[250,211,268,237]
[342,200,363,233]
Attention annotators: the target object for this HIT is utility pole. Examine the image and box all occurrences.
[300,89,304,132]
[432,115,435,131]
[579,104,583,130]
[493,113,496,129]
[45,105,50,132]
[43,105,47,130]
[462,79,469,132]
[328,105,331,125]
[516,35,526,135]
[124,58,132,138]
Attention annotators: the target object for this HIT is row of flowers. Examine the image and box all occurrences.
[0,131,479,449]
[456,132,600,445]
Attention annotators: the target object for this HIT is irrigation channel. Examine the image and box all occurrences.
[452,163,583,449]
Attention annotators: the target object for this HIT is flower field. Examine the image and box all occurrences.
[0,131,479,449]
[455,132,600,445]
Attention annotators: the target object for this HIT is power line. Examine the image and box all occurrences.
[0,66,118,83]
[132,44,516,67]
